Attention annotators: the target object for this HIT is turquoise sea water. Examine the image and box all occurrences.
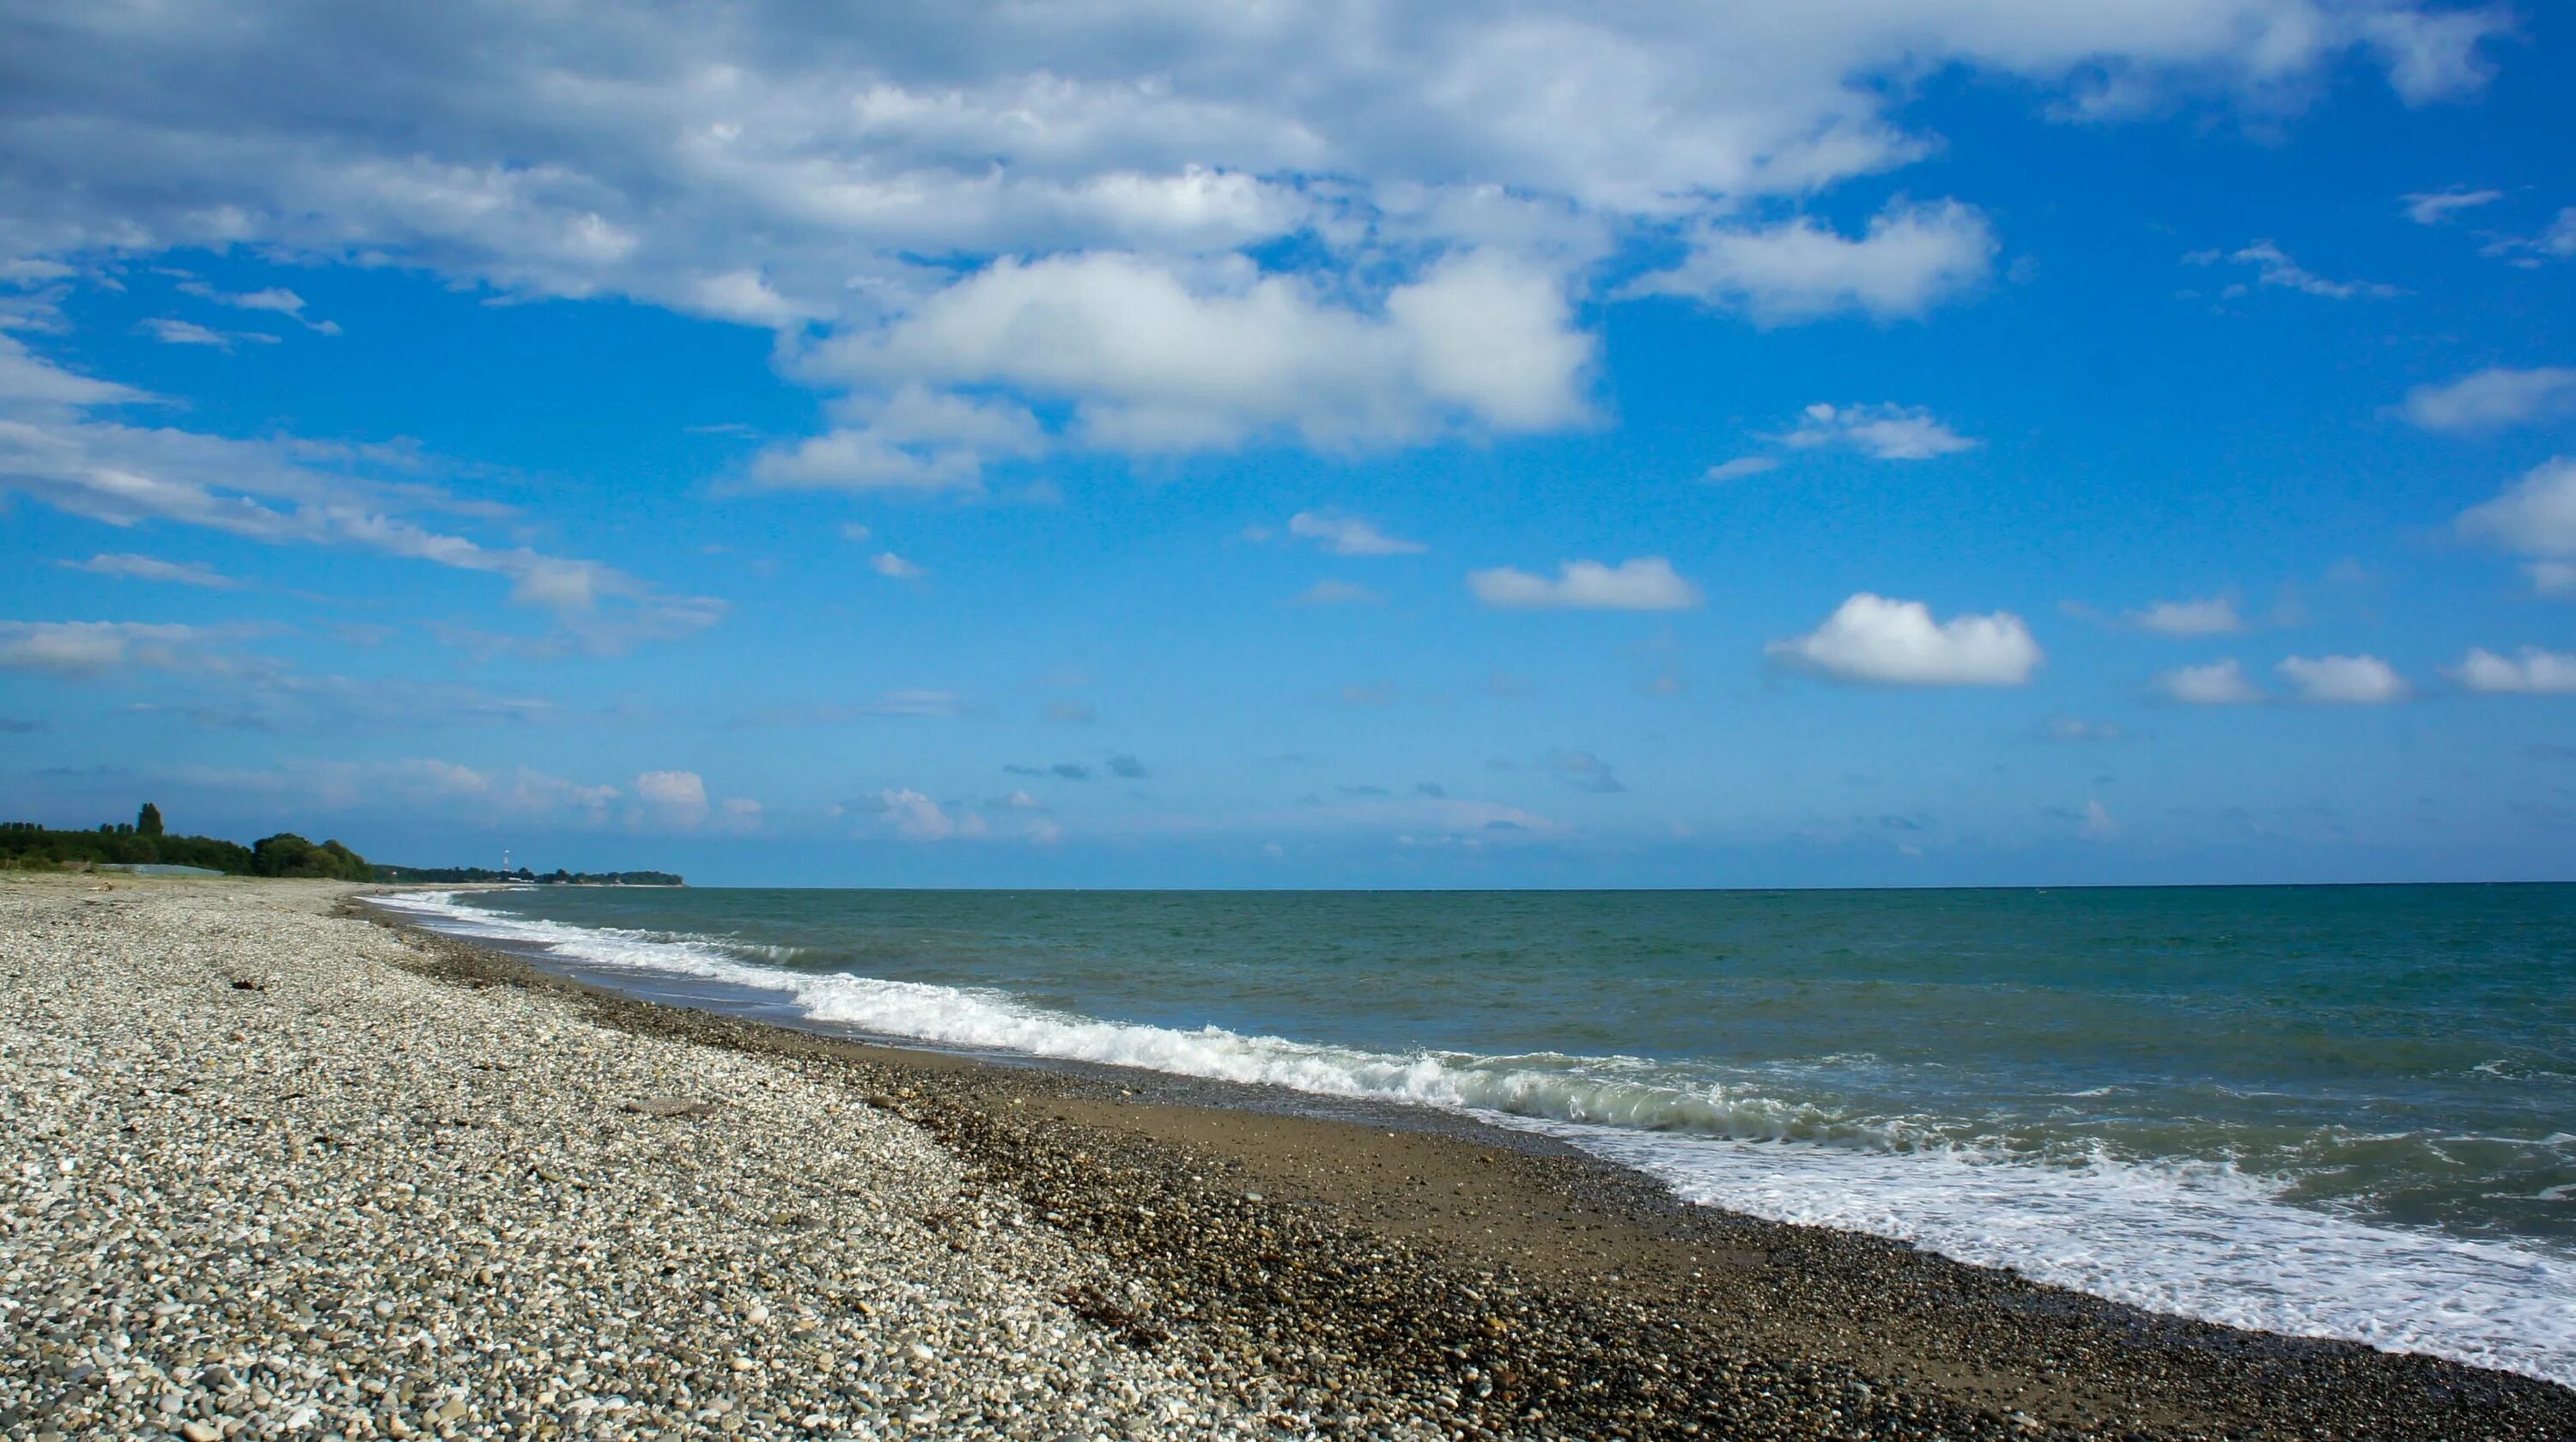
[376,885,2576,1384]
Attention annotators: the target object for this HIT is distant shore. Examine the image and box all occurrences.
[5,875,2572,1442]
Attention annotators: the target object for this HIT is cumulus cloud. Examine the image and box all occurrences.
[811,250,1593,457]
[1286,511,1425,556]
[2403,368,2576,433]
[2189,240,2403,300]
[2278,654,2410,704]
[1467,557,1701,611]
[61,552,237,588]
[2448,646,2576,695]
[1768,593,2041,686]
[2128,595,2245,636]
[2155,657,2264,705]
[0,0,2499,478]
[2401,188,2502,225]
[870,551,927,580]
[870,788,987,841]
[1780,402,1978,460]
[2457,458,2576,584]
[633,769,710,826]
[1627,200,1996,324]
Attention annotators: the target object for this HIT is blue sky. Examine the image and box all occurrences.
[3,0,2573,887]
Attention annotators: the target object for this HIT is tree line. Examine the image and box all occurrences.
[1,805,371,880]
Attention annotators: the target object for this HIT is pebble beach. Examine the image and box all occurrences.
[0,877,1309,1442]
[6,874,2573,1442]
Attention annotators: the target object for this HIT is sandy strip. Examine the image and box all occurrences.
[7,875,2574,1442]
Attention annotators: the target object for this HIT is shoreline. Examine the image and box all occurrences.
[4,876,2569,1442]
[350,885,2576,1440]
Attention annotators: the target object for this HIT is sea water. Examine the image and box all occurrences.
[370,885,2576,1384]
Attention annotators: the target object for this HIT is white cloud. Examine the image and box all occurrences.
[2401,188,2502,225]
[1286,511,1425,557]
[0,332,721,653]
[1781,402,1978,460]
[633,769,710,827]
[1630,200,1996,325]
[635,770,708,806]
[141,317,275,349]
[2078,798,2119,842]
[2531,561,2576,596]
[871,551,927,580]
[1467,557,1701,611]
[2193,240,2403,300]
[749,386,1045,493]
[1293,579,1382,606]
[2480,208,2576,267]
[62,552,237,588]
[2155,657,2264,705]
[0,619,255,678]
[1769,593,2040,686]
[871,788,987,841]
[2129,595,2245,636]
[0,0,2512,484]
[2278,654,2410,704]
[2402,368,2576,433]
[2458,457,2576,560]
[813,250,1592,457]
[1703,456,1779,483]
[2448,646,2576,695]
[2361,8,2507,102]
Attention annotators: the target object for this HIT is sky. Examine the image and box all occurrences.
[3,0,2573,889]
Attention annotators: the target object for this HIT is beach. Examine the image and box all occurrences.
[4,876,2573,1442]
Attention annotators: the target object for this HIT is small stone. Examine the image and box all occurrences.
[622,1097,719,1119]
[180,1423,221,1442]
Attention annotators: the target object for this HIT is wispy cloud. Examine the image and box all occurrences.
[1781,403,1978,461]
[61,552,238,588]
[2186,240,2403,300]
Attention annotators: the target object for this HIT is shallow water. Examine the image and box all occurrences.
[372,884,2576,1385]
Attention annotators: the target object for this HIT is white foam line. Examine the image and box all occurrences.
[370,890,2576,1389]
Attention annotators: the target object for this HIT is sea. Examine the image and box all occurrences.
[369,884,2576,1386]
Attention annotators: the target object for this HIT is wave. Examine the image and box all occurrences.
[370,890,2576,1389]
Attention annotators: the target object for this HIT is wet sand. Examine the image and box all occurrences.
[363,888,2576,1442]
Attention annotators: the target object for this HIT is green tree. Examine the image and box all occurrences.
[137,802,164,837]
[252,833,374,880]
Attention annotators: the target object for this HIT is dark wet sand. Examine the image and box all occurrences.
[360,898,2576,1442]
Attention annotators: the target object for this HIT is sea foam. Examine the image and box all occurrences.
[371,889,2576,1387]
